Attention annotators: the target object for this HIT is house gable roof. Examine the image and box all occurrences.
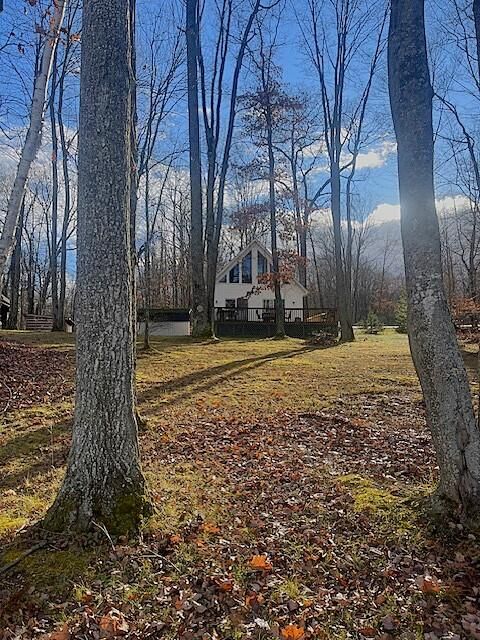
[216,239,308,294]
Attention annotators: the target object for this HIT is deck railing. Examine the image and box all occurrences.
[214,307,337,325]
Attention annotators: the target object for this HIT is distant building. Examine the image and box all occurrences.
[214,239,308,317]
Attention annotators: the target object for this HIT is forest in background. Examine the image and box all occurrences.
[0,0,479,332]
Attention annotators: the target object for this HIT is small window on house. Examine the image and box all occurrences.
[219,273,227,283]
[263,299,275,310]
[242,252,252,283]
[258,252,268,275]
[225,299,236,309]
[229,263,240,283]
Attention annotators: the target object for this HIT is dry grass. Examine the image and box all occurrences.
[0,330,419,536]
[1,330,479,638]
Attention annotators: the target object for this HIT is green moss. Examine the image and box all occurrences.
[105,488,154,536]
[338,475,397,512]
[0,514,26,534]
[1,548,92,592]
[337,474,424,539]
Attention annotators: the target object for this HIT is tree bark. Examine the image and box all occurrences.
[331,161,354,341]
[186,0,211,337]
[266,101,285,338]
[49,48,61,331]
[474,0,480,84]
[389,0,480,515]
[44,0,151,535]
[7,199,24,330]
[0,0,67,293]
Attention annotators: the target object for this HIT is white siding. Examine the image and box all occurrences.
[215,243,306,319]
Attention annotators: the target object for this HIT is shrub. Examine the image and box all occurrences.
[395,294,408,333]
[363,310,383,334]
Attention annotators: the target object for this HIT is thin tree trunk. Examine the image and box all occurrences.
[57,66,70,330]
[266,102,285,338]
[331,161,354,341]
[474,0,480,84]
[143,166,151,350]
[45,0,151,534]
[0,0,67,292]
[50,49,61,331]
[389,0,480,515]
[186,0,210,337]
[7,199,24,330]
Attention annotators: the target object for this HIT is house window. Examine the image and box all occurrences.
[258,252,268,275]
[225,299,236,309]
[263,299,284,309]
[242,252,252,283]
[229,263,240,283]
[219,274,227,283]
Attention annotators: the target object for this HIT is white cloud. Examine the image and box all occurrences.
[436,195,471,216]
[355,141,397,170]
[368,203,401,225]
[368,194,474,227]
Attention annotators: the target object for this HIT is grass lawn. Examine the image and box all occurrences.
[0,331,479,639]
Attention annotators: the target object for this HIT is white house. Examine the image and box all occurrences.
[214,240,308,319]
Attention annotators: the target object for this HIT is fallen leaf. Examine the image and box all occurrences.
[280,625,305,640]
[201,522,220,534]
[249,554,273,571]
[170,534,182,544]
[416,575,441,594]
[358,626,377,638]
[99,609,129,638]
[215,578,234,592]
[49,624,69,640]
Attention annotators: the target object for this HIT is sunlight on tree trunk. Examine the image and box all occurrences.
[389,0,480,518]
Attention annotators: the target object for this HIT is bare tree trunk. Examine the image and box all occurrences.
[266,102,285,338]
[331,162,354,341]
[0,0,67,292]
[45,0,151,535]
[389,0,480,516]
[50,49,61,331]
[57,75,71,330]
[474,0,480,83]
[186,0,210,338]
[7,199,24,330]
[143,166,151,350]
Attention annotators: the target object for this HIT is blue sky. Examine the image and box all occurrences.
[0,0,476,233]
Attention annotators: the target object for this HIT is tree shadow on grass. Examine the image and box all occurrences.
[138,344,324,412]
[0,419,71,490]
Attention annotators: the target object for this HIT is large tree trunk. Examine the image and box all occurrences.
[186,0,210,338]
[389,0,480,515]
[0,0,67,293]
[44,0,151,535]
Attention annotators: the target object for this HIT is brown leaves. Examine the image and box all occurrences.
[98,609,129,638]
[358,625,377,638]
[249,554,273,571]
[48,624,69,640]
[280,625,305,640]
[200,522,220,534]
[0,339,73,412]
[416,575,441,594]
